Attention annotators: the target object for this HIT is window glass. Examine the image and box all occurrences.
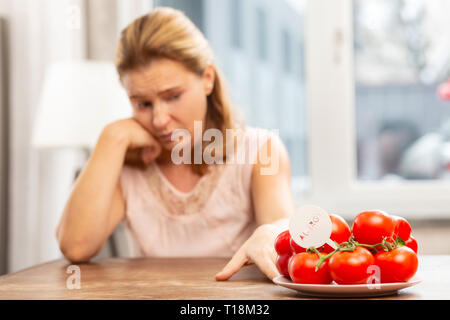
[354,0,450,181]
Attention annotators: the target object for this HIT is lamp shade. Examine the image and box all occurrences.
[32,60,132,149]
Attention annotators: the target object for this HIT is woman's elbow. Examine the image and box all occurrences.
[59,241,94,263]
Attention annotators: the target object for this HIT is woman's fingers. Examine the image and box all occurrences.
[252,251,280,281]
[215,246,248,281]
[215,226,281,281]
[141,145,161,163]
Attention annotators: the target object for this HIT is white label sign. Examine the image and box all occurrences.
[289,205,337,250]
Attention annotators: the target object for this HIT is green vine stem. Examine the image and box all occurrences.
[311,235,405,272]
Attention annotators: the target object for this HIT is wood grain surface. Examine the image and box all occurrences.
[0,255,449,299]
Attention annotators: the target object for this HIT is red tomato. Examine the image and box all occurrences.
[289,237,306,254]
[274,230,292,255]
[352,210,395,245]
[276,253,292,278]
[328,246,375,284]
[405,235,418,254]
[392,215,412,241]
[319,213,351,253]
[374,246,418,283]
[288,252,332,284]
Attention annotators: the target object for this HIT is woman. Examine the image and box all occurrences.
[56,7,295,281]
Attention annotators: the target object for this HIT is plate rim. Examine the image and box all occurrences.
[273,275,422,289]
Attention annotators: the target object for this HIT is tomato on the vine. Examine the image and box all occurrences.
[274,230,292,255]
[405,235,418,254]
[374,246,418,283]
[328,246,375,285]
[392,215,412,241]
[276,253,292,278]
[278,209,420,286]
[352,210,395,245]
[288,252,332,284]
[319,213,351,253]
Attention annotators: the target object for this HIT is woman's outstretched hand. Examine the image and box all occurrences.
[215,224,281,281]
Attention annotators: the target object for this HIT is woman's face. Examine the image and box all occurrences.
[121,57,215,151]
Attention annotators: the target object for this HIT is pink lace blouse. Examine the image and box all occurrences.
[119,126,271,258]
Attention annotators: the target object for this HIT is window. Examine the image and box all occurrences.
[230,0,242,49]
[256,7,268,61]
[154,0,204,31]
[152,0,308,194]
[282,29,292,73]
[354,0,450,182]
[298,41,305,80]
[303,0,450,219]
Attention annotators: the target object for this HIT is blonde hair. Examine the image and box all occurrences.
[115,7,241,175]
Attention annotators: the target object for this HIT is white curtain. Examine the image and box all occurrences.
[5,0,152,274]
[6,0,87,273]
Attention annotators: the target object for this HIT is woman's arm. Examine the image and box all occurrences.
[250,134,294,227]
[56,126,129,262]
[216,134,294,280]
[56,118,162,263]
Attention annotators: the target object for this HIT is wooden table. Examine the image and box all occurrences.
[0,255,449,299]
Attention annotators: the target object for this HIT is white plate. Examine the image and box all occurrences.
[273,276,422,298]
